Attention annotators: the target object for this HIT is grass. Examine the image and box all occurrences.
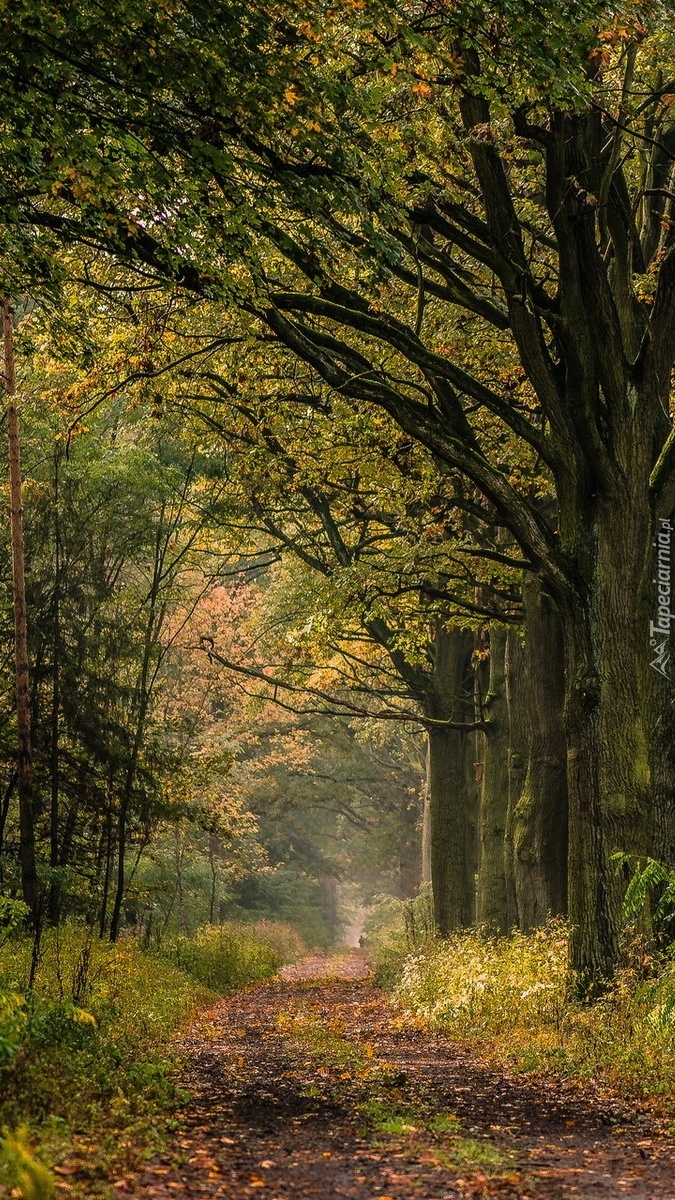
[0,918,305,1197]
[374,917,675,1115]
[360,1095,508,1170]
[277,1004,510,1177]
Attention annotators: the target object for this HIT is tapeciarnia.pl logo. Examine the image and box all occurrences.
[650,517,672,678]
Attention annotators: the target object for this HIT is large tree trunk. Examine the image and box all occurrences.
[477,627,509,932]
[465,724,479,919]
[424,625,475,934]
[504,627,527,928]
[562,489,653,994]
[652,676,675,868]
[2,303,38,922]
[512,578,567,929]
[420,739,431,885]
[650,520,675,867]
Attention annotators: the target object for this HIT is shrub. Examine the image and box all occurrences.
[0,991,27,1069]
[0,926,211,1134]
[163,920,302,992]
[248,920,307,964]
[0,915,305,1191]
[366,889,436,990]
[396,922,569,1032]
[0,1127,55,1199]
[387,920,675,1108]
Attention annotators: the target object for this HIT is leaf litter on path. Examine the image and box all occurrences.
[118,952,675,1199]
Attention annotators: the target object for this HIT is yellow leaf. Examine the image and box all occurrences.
[71,1007,97,1028]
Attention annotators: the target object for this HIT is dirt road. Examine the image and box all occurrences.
[132,953,675,1199]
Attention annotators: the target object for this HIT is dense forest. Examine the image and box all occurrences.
[2,2,675,1196]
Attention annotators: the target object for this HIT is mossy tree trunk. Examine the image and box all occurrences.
[504,627,527,929]
[476,627,509,932]
[512,578,568,929]
[560,483,654,993]
[423,624,476,934]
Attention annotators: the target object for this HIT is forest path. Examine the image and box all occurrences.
[133,952,675,1200]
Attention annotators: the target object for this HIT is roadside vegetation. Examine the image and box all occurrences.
[0,915,304,1197]
[371,896,675,1118]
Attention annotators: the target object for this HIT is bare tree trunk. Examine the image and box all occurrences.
[477,627,509,932]
[209,833,218,924]
[320,875,338,942]
[424,625,476,934]
[110,520,165,942]
[420,739,431,885]
[0,770,18,887]
[513,579,568,928]
[48,447,61,924]
[2,303,38,921]
[504,628,527,929]
[99,806,113,938]
[397,790,421,899]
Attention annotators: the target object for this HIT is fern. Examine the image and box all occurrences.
[614,854,675,925]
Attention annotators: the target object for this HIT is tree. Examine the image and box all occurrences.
[1,305,37,921]
[177,377,521,929]
[3,0,675,987]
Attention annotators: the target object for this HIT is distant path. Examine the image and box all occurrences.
[130,952,675,1199]
[279,949,371,981]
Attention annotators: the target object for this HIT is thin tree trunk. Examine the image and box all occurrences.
[420,739,431,885]
[0,769,18,886]
[109,520,165,942]
[48,448,61,924]
[109,794,129,942]
[477,627,509,932]
[209,833,218,924]
[58,799,79,869]
[2,303,38,921]
[320,875,338,942]
[99,808,113,939]
[176,829,186,935]
[397,791,421,899]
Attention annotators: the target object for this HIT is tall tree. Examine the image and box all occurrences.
[3,0,675,987]
[1,304,37,920]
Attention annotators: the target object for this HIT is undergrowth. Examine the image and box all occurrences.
[373,915,675,1113]
[162,919,306,992]
[0,918,304,1197]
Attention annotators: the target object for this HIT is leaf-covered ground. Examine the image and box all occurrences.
[111,953,675,1199]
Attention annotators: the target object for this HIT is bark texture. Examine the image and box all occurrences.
[504,627,527,929]
[477,627,509,933]
[424,625,475,934]
[3,303,38,921]
[513,579,568,929]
